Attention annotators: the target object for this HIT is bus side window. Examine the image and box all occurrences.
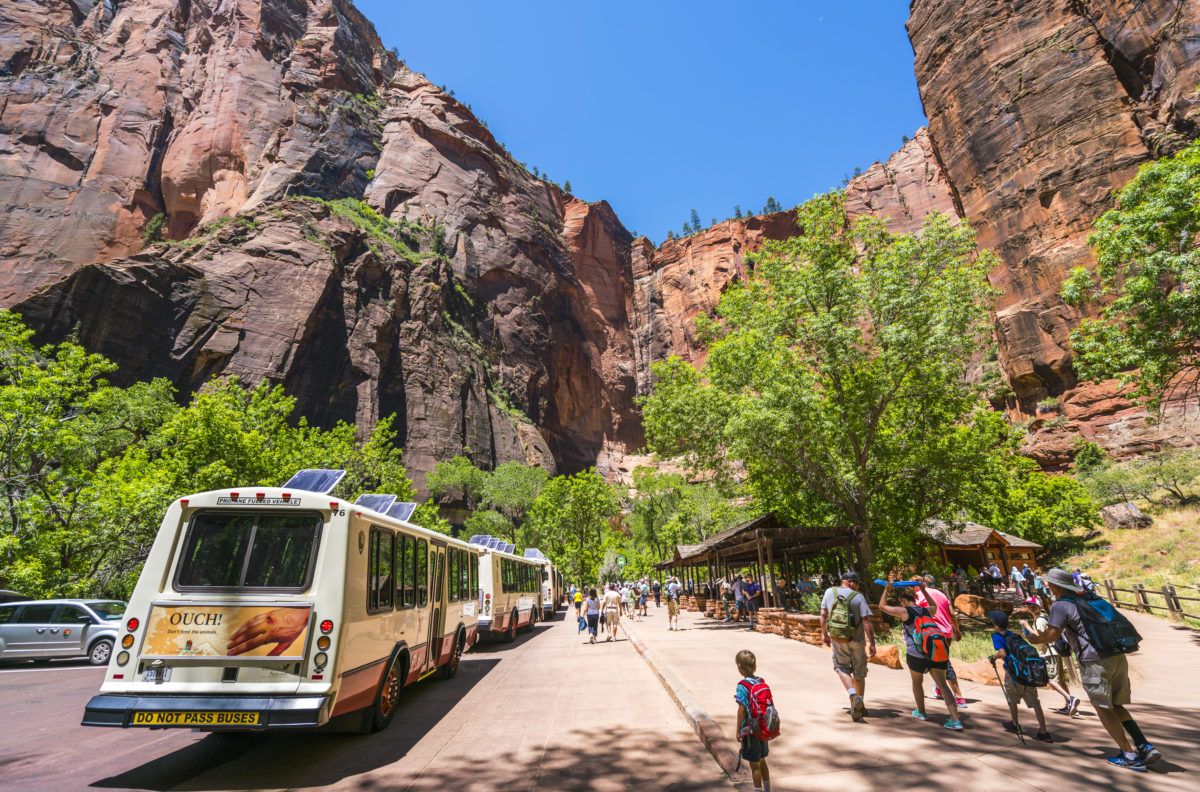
[459,550,469,601]
[416,539,428,607]
[396,534,408,608]
[379,529,394,610]
[470,554,478,600]
[367,528,394,613]
[401,534,415,608]
[449,549,459,602]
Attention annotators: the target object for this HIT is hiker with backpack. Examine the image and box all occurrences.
[914,575,968,710]
[1021,568,1158,773]
[1020,598,1079,716]
[820,571,876,722]
[987,610,1053,742]
[878,573,963,730]
[734,649,777,792]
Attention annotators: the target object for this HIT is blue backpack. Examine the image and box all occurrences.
[1002,631,1049,687]
[1064,593,1141,657]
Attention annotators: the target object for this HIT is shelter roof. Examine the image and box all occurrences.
[922,519,1042,550]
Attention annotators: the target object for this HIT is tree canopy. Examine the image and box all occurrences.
[519,468,620,584]
[1061,140,1200,405]
[642,193,1006,572]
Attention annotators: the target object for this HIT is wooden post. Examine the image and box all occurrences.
[1133,583,1150,613]
[1105,578,1118,606]
[765,539,779,608]
[1162,585,1179,619]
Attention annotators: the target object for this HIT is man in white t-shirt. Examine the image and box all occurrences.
[820,571,876,722]
[602,583,623,641]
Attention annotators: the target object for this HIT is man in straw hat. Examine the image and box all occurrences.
[1022,568,1160,773]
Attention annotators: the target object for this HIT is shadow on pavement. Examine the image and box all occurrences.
[89,658,502,791]
[468,620,555,654]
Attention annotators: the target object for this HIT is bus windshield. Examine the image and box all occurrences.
[175,511,322,591]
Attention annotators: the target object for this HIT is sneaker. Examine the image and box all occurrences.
[1067,695,1080,716]
[944,719,964,731]
[954,697,968,708]
[1137,743,1162,766]
[1002,721,1023,735]
[932,687,943,700]
[1107,754,1147,773]
[1051,704,1071,715]
[851,695,866,722]
[910,709,927,721]
[1036,730,1053,743]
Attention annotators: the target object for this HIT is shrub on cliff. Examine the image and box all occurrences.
[1061,140,1200,405]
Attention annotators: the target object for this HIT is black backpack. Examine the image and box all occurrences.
[1002,631,1049,687]
[1064,593,1141,657]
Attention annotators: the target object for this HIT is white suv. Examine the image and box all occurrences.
[0,599,125,665]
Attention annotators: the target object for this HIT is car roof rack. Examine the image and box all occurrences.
[283,469,347,495]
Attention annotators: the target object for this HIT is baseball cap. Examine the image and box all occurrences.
[841,571,860,584]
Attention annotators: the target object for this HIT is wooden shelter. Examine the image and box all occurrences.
[655,514,853,610]
[922,519,1043,573]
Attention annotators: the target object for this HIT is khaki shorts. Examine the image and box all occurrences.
[1005,678,1039,708]
[1079,655,1131,710]
[667,599,679,616]
[1047,654,1076,684]
[831,639,868,680]
[605,608,620,627]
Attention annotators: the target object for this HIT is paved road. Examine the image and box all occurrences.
[0,612,732,792]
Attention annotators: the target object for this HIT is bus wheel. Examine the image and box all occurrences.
[369,653,405,732]
[437,633,464,680]
[503,610,518,643]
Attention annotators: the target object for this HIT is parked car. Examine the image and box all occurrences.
[0,600,126,665]
[0,590,28,604]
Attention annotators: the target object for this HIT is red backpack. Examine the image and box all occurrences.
[738,678,781,741]
[911,613,951,663]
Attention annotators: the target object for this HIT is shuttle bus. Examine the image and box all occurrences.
[81,471,481,733]
[470,537,543,641]
[524,549,562,620]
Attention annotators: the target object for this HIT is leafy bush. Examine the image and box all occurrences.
[141,212,166,243]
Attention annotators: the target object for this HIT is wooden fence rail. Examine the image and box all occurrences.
[1104,579,1200,623]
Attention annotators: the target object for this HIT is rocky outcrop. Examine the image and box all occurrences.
[909,0,1200,411]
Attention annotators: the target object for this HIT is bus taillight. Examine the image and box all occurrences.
[320,619,334,634]
[126,618,139,632]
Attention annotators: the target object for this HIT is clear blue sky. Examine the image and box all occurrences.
[356,1,927,243]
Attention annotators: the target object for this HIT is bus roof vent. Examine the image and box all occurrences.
[524,548,547,561]
[386,502,418,522]
[354,494,398,513]
[283,469,347,495]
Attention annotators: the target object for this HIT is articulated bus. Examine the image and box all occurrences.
[469,536,543,641]
[524,549,563,620]
[82,471,481,733]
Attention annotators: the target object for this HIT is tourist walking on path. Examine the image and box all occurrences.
[722,577,736,622]
[743,575,762,630]
[733,574,747,622]
[913,575,968,709]
[988,610,1053,742]
[988,562,1004,592]
[733,650,772,792]
[584,589,600,643]
[1021,564,1036,596]
[878,574,963,730]
[640,580,650,616]
[603,583,623,641]
[1010,564,1025,594]
[652,579,662,608]
[1020,598,1079,716]
[573,588,583,617]
[1022,568,1159,773]
[666,577,681,630]
[625,582,638,620]
[820,571,875,722]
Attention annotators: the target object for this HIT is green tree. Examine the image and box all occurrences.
[734,205,743,219]
[763,196,783,213]
[563,179,572,193]
[463,508,512,538]
[479,461,549,540]
[1061,141,1200,404]
[690,208,702,232]
[426,455,488,510]
[642,193,999,573]
[520,468,620,584]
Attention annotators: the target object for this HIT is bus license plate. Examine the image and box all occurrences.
[131,711,261,727]
[142,667,171,683]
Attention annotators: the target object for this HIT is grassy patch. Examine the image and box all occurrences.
[298,197,421,263]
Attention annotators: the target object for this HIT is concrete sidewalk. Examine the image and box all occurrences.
[623,604,1197,791]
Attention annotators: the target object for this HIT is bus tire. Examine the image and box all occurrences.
[436,630,465,680]
[368,650,407,733]
[523,607,536,633]
[503,610,518,642]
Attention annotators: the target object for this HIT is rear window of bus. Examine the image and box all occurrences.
[175,511,323,592]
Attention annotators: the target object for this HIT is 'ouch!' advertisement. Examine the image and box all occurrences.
[142,604,312,659]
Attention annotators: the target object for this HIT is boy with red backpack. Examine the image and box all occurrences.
[878,574,963,730]
[734,649,779,792]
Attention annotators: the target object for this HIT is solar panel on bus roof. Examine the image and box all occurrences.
[385,501,418,522]
[524,548,547,560]
[503,543,516,554]
[467,534,489,545]
[486,538,503,550]
[354,494,398,513]
[283,468,346,494]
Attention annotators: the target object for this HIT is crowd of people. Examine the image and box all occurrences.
[568,576,685,643]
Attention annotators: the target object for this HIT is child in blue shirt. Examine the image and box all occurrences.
[734,649,771,791]
[988,610,1051,742]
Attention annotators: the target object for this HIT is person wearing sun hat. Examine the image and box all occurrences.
[1023,568,1159,773]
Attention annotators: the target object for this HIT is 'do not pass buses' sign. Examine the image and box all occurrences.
[143,603,312,659]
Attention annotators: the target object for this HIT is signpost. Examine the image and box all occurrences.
[616,555,627,568]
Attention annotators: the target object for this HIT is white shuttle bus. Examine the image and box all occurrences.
[82,471,480,733]
[469,536,543,641]
[524,549,562,620]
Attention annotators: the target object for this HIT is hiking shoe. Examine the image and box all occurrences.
[1036,730,1053,743]
[954,697,968,708]
[1137,743,1162,766]
[1067,695,1080,716]
[932,687,943,700]
[851,695,866,722]
[910,709,927,721]
[1051,704,1071,715]
[943,719,964,731]
[1002,721,1023,735]
[1107,754,1147,773]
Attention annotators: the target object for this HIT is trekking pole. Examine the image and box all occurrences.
[991,660,1025,746]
